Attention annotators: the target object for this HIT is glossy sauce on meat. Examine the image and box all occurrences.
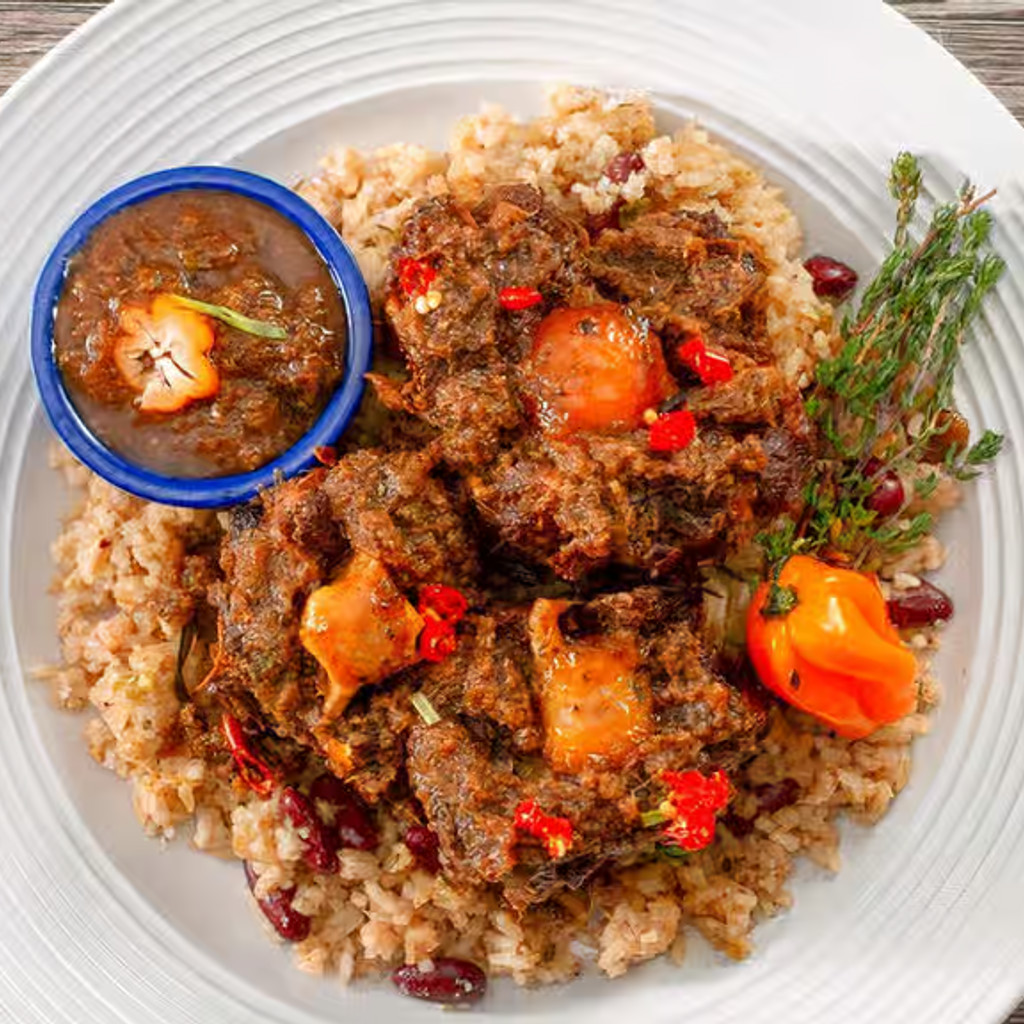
[54,190,347,477]
[202,183,808,906]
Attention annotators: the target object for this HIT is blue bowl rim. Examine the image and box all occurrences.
[30,165,373,508]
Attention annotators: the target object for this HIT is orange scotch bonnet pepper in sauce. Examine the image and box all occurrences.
[113,294,220,413]
[300,553,425,719]
[746,555,918,739]
[523,305,673,436]
[527,598,652,775]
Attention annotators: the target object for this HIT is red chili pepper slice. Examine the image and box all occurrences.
[221,714,277,798]
[418,584,468,623]
[677,335,734,385]
[498,287,544,311]
[418,618,458,663]
[397,257,437,298]
[514,798,573,859]
[676,337,705,367]
[313,445,338,466]
[648,409,697,452]
[658,769,730,852]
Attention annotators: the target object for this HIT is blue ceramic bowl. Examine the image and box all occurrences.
[31,166,372,508]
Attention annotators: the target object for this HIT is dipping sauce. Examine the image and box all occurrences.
[54,189,347,477]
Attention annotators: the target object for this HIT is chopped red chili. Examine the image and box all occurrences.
[677,335,734,385]
[658,769,730,852]
[418,618,458,663]
[514,798,573,859]
[313,445,338,466]
[648,409,697,452]
[498,287,543,311]
[397,257,437,298]
[418,584,469,624]
[221,714,277,798]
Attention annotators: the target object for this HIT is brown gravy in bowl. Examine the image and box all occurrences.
[54,189,347,477]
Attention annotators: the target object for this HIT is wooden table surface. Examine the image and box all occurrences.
[2,0,1023,1021]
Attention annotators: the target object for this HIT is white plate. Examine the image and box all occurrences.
[2,2,1024,1022]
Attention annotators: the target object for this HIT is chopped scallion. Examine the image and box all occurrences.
[656,842,689,860]
[411,691,441,726]
[168,294,287,340]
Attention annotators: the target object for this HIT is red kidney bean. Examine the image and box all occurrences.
[721,778,800,838]
[887,580,954,629]
[403,825,442,874]
[243,861,311,942]
[308,774,379,851]
[803,254,858,300]
[865,470,905,518]
[720,810,755,839]
[604,151,645,183]
[392,958,487,1005]
[280,786,339,874]
[754,778,801,816]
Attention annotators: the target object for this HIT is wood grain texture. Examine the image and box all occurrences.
[0,2,104,90]
[1,0,1023,1021]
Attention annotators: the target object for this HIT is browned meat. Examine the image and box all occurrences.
[317,678,418,802]
[203,449,478,744]
[417,611,542,754]
[756,427,813,517]
[321,448,478,590]
[380,186,591,465]
[468,427,802,580]
[407,720,521,885]
[204,469,341,740]
[589,209,771,360]
[687,365,807,432]
[319,610,543,804]
[401,588,766,902]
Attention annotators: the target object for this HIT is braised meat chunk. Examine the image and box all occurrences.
[468,422,808,580]
[203,448,478,745]
[589,209,771,360]
[199,181,817,914]
[402,588,766,903]
[382,185,590,466]
[321,448,479,589]
[204,469,341,739]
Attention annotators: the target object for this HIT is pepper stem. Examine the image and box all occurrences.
[761,583,799,618]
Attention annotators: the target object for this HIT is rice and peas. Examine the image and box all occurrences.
[42,86,951,988]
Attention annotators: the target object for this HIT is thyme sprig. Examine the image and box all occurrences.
[761,153,1004,573]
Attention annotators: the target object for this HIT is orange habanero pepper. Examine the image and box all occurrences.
[114,294,219,413]
[746,555,918,739]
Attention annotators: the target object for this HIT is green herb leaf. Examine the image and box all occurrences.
[914,472,940,500]
[411,691,441,726]
[640,808,667,828]
[656,842,689,860]
[965,428,1004,466]
[760,153,1003,572]
[169,294,287,340]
